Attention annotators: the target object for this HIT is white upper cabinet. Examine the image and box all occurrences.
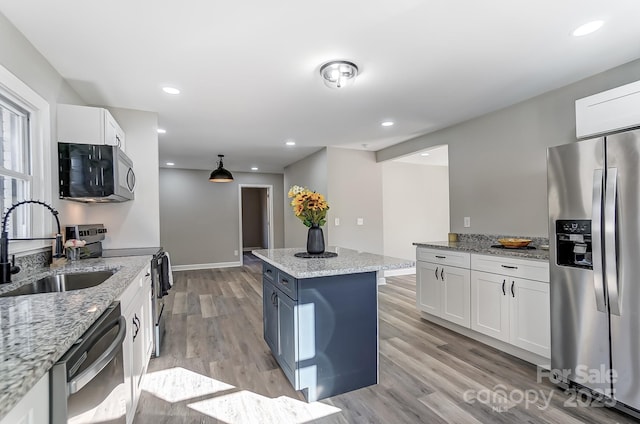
[576,79,640,138]
[58,104,126,151]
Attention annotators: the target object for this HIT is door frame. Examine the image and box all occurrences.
[238,184,274,265]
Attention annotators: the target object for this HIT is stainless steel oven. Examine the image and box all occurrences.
[50,302,127,424]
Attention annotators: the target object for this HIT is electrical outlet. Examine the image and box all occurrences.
[335,217,340,226]
[464,217,471,228]
[234,250,238,256]
[357,218,364,226]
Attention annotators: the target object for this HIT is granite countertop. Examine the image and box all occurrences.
[252,246,415,279]
[413,240,550,261]
[0,255,151,421]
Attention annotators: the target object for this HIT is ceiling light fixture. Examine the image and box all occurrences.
[285,140,296,146]
[251,167,259,171]
[572,20,604,37]
[320,60,359,88]
[420,153,430,157]
[209,154,234,182]
[157,128,166,134]
[166,162,175,166]
[162,86,180,95]
[381,121,394,127]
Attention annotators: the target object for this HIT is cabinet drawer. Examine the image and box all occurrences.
[263,262,276,283]
[471,254,549,282]
[417,247,470,268]
[276,270,298,300]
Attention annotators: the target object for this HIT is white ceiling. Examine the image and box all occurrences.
[2,1,640,173]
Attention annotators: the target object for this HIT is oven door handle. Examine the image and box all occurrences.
[68,316,126,394]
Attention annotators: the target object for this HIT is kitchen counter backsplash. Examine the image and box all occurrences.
[414,234,550,261]
[456,233,549,247]
[13,249,53,280]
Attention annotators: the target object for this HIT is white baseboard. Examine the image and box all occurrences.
[172,261,242,271]
[384,267,416,277]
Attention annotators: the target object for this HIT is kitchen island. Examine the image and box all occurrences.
[252,247,414,401]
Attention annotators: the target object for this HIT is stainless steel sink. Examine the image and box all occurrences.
[0,270,116,297]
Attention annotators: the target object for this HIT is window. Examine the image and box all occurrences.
[0,95,32,238]
[0,64,51,252]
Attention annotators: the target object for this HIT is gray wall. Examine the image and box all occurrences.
[377,58,640,236]
[241,187,266,249]
[382,162,449,260]
[326,147,384,254]
[0,11,89,226]
[283,148,327,248]
[159,169,284,266]
[87,107,160,248]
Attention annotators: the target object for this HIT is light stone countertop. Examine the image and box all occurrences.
[252,246,415,279]
[413,240,550,261]
[0,255,151,421]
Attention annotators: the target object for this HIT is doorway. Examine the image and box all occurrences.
[238,184,274,265]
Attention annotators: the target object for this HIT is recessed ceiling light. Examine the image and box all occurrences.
[421,153,430,156]
[162,86,180,95]
[572,20,604,37]
[381,121,394,127]
[251,167,259,171]
[285,140,296,146]
[166,162,175,166]
[157,128,166,134]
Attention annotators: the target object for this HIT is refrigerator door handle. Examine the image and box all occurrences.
[605,167,621,316]
[592,169,607,312]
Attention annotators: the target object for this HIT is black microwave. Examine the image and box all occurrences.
[58,143,135,203]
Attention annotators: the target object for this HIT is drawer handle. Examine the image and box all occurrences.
[435,267,439,280]
[501,265,518,270]
[281,278,289,285]
[440,268,444,281]
[502,279,506,296]
[511,281,515,298]
[435,255,446,259]
[266,269,273,274]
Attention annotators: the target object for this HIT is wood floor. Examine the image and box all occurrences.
[135,254,636,424]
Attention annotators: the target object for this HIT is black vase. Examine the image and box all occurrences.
[306,224,325,254]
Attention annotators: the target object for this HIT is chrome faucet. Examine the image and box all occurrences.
[0,200,64,284]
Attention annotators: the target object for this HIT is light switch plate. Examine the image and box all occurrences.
[357,218,364,226]
[335,217,340,226]
[464,217,471,228]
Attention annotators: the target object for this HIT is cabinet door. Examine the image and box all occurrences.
[509,278,550,358]
[263,280,278,353]
[276,289,296,380]
[441,266,471,328]
[122,304,135,424]
[0,373,48,424]
[103,109,125,150]
[471,271,509,342]
[131,301,146,406]
[142,275,154,358]
[416,261,441,316]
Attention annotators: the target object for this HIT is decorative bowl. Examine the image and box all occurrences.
[497,238,532,248]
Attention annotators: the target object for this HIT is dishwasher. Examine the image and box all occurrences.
[50,301,127,424]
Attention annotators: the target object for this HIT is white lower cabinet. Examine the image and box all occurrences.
[119,265,153,424]
[509,277,550,357]
[470,254,551,358]
[0,373,48,424]
[417,248,551,359]
[416,248,471,328]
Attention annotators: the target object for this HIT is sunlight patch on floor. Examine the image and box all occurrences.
[141,367,235,403]
[187,390,342,423]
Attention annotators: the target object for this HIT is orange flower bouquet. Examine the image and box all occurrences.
[288,185,329,227]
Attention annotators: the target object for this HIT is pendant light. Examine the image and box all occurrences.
[209,154,234,182]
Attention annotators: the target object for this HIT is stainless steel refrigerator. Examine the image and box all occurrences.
[548,128,640,416]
